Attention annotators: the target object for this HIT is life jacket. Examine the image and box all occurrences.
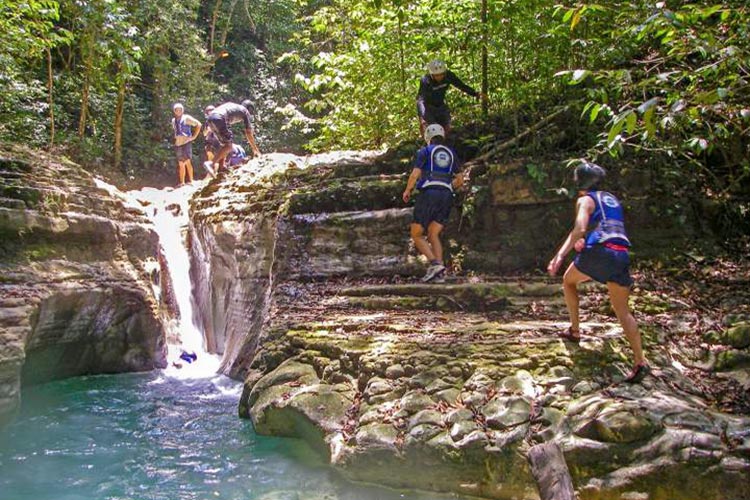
[228,144,246,166]
[417,144,457,191]
[584,190,631,248]
[173,117,192,137]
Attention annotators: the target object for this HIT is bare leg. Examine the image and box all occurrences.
[562,263,591,334]
[177,160,186,185]
[426,222,444,262]
[185,160,194,183]
[607,282,645,365]
[410,223,436,261]
[213,143,232,168]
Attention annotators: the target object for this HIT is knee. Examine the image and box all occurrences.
[410,224,425,239]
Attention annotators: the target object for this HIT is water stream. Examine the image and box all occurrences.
[0,183,460,500]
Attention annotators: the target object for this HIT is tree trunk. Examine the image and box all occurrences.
[219,0,241,50]
[209,0,223,54]
[46,46,55,147]
[78,59,92,138]
[527,442,576,500]
[114,70,126,172]
[481,0,488,117]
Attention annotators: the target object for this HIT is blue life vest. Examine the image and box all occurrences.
[417,144,457,191]
[228,144,246,166]
[174,117,192,137]
[584,190,631,248]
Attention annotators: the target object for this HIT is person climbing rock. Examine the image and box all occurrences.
[403,123,463,283]
[205,100,261,174]
[202,105,221,177]
[547,161,649,383]
[171,103,202,185]
[416,59,485,137]
[227,143,247,168]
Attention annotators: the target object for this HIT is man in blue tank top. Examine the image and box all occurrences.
[403,123,463,283]
[547,162,649,383]
[171,103,202,185]
[416,59,485,137]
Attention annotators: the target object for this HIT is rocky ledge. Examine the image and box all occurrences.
[189,152,750,499]
[0,145,167,426]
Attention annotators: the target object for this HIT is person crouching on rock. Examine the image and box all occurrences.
[546,161,649,383]
[402,123,463,283]
[205,100,261,173]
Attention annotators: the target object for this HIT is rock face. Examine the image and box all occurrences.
[189,152,749,499]
[0,146,167,426]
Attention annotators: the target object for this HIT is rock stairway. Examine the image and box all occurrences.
[189,152,750,500]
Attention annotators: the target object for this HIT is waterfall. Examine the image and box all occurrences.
[96,179,219,378]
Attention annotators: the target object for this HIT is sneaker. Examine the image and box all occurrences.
[421,264,446,283]
[431,271,446,284]
[624,362,651,384]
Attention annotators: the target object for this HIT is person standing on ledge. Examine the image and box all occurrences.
[171,103,201,185]
[403,123,463,283]
[205,100,261,173]
[416,59,485,137]
[547,161,649,383]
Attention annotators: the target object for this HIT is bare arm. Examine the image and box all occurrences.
[403,168,422,203]
[547,196,594,276]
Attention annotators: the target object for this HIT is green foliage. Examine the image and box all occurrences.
[554,2,750,196]
[287,0,568,150]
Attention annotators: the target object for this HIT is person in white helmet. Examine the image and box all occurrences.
[171,103,202,185]
[416,59,485,137]
[403,123,464,283]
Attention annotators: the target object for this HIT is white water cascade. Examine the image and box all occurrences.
[95,179,220,379]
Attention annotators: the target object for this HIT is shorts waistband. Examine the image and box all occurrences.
[603,242,629,252]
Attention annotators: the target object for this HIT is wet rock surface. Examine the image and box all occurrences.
[0,146,166,426]
[189,152,750,499]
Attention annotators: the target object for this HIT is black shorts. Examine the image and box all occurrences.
[175,143,192,161]
[574,245,633,287]
[207,115,233,145]
[417,103,451,128]
[412,187,453,229]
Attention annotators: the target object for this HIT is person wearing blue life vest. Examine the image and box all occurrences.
[205,100,261,173]
[403,123,463,283]
[416,60,486,137]
[547,162,649,383]
[227,144,247,167]
[171,103,202,185]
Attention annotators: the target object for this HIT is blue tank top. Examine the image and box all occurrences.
[174,117,192,137]
[416,144,457,191]
[584,190,631,248]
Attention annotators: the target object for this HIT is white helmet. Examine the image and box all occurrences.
[424,123,445,143]
[426,59,447,75]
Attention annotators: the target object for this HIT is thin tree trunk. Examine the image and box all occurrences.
[209,0,223,54]
[114,70,126,172]
[78,58,92,138]
[46,46,55,147]
[398,10,406,92]
[219,0,241,50]
[481,0,488,117]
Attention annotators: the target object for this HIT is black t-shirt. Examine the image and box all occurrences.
[211,102,252,129]
[416,70,478,107]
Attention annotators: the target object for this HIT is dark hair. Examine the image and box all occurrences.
[431,135,445,145]
[574,162,606,190]
[241,100,254,114]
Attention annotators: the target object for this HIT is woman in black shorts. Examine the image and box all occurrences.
[547,162,649,383]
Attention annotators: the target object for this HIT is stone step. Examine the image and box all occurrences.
[339,280,562,299]
[338,292,567,313]
[287,176,406,215]
[328,159,411,179]
[0,197,27,209]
